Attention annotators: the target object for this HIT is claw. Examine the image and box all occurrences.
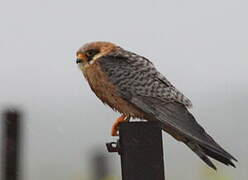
[111,115,130,136]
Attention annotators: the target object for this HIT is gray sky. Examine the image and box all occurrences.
[0,0,247,180]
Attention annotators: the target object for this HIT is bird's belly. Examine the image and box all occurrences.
[85,63,145,118]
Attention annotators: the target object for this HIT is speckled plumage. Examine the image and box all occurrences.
[76,41,237,170]
[101,48,193,107]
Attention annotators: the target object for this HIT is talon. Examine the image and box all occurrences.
[111,115,130,136]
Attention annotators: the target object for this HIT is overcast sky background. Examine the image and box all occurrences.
[0,0,247,180]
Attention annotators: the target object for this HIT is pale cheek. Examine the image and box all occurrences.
[78,63,89,71]
[78,63,84,70]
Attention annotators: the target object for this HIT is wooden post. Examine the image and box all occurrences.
[106,121,165,180]
[2,109,22,180]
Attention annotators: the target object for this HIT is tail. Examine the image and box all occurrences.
[185,141,237,170]
[156,101,238,170]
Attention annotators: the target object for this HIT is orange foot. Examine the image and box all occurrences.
[111,115,130,136]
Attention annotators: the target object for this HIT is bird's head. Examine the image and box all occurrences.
[76,41,118,71]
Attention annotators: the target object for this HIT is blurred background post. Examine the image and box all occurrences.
[1,109,23,180]
[91,151,111,180]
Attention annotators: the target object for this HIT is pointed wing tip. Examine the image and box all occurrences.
[210,163,217,171]
[232,157,238,162]
[208,158,236,170]
[228,160,236,168]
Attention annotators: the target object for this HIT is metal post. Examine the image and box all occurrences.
[106,121,165,180]
[2,109,22,180]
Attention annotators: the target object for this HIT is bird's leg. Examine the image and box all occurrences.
[111,115,130,136]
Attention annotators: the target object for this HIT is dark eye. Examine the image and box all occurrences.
[85,49,100,61]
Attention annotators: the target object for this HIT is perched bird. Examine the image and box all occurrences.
[76,41,237,170]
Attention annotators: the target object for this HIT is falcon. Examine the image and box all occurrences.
[76,41,237,170]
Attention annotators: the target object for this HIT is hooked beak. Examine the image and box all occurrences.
[76,53,86,64]
[76,59,81,64]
